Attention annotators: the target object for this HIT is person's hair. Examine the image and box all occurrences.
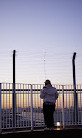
[45,80,51,85]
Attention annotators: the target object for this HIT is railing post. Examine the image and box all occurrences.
[62,85,65,128]
[0,83,2,133]
[13,84,16,130]
[30,84,33,131]
[74,92,78,125]
[72,52,78,125]
[13,50,16,130]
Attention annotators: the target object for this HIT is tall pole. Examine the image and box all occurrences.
[72,52,78,125]
[72,52,76,90]
[13,50,16,130]
[13,50,16,84]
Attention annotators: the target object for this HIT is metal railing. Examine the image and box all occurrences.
[0,83,82,132]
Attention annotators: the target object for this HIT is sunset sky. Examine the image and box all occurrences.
[0,0,82,84]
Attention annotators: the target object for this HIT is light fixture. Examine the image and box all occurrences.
[56,122,61,127]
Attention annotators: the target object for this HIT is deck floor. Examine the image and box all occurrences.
[0,128,82,138]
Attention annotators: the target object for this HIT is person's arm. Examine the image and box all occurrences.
[40,87,46,99]
[55,90,59,100]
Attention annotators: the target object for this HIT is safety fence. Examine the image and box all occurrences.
[0,83,82,132]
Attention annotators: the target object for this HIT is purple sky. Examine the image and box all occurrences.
[0,0,82,84]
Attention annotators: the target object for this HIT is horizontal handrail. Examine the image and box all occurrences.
[1,89,82,91]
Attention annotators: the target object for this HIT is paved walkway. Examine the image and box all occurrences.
[0,128,82,138]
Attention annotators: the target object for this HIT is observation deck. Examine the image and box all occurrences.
[0,128,82,138]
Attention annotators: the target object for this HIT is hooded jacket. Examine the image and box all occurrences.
[40,84,58,103]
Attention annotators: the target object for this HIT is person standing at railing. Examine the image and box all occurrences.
[40,80,58,130]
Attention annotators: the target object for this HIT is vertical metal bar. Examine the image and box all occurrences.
[80,85,82,124]
[0,83,2,133]
[23,84,24,127]
[30,84,33,131]
[40,84,42,126]
[65,85,67,125]
[69,85,71,125]
[9,83,10,128]
[3,83,4,129]
[62,85,65,128]
[71,85,74,125]
[72,52,78,125]
[37,85,39,126]
[13,85,16,129]
[6,83,7,129]
[13,50,16,130]
[56,85,59,123]
[19,84,21,128]
[25,84,27,127]
[57,86,61,122]
[77,85,79,125]
[59,86,61,123]
[17,83,19,127]
[28,84,30,127]
[34,85,36,127]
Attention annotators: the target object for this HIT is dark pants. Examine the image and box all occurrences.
[43,103,55,128]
